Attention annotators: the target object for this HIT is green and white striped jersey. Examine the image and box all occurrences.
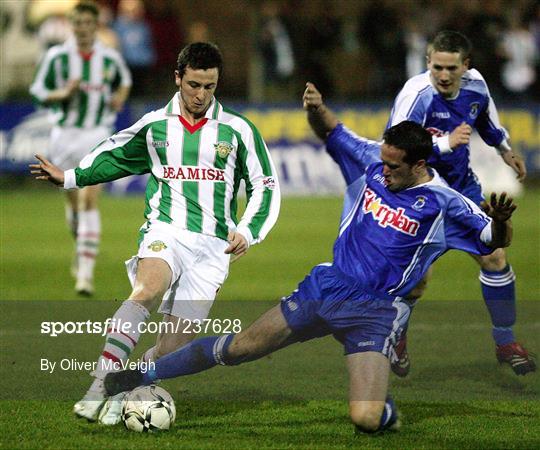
[29,38,131,128]
[64,93,280,245]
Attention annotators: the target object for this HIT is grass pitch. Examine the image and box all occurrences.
[1,185,539,449]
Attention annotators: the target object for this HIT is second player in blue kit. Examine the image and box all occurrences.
[387,30,534,376]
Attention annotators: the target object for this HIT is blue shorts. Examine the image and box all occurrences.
[280,264,411,358]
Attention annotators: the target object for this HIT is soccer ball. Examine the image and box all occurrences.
[121,385,176,432]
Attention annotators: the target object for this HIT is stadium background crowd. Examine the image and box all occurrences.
[2,0,539,104]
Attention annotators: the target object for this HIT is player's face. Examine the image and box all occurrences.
[176,67,219,119]
[380,144,419,192]
[427,51,469,98]
[71,11,98,48]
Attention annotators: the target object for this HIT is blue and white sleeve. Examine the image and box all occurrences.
[325,123,381,185]
[441,191,494,255]
[474,95,510,153]
[387,89,428,127]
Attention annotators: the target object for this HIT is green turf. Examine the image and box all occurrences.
[0,185,539,448]
[1,184,539,301]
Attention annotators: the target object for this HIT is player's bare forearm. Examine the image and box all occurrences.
[29,154,65,186]
[303,82,339,141]
[486,192,516,248]
[43,79,80,104]
[307,104,339,141]
[500,150,527,182]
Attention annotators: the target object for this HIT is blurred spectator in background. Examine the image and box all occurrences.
[404,14,428,79]
[0,0,42,98]
[530,0,540,101]
[298,6,341,99]
[357,0,407,99]
[146,0,184,90]
[258,0,295,101]
[500,8,538,101]
[113,0,155,97]
[457,0,506,97]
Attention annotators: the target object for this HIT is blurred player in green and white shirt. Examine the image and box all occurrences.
[29,1,132,296]
[31,42,280,424]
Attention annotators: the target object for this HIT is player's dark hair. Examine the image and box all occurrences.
[430,30,472,61]
[383,121,432,165]
[177,42,223,77]
[72,1,99,19]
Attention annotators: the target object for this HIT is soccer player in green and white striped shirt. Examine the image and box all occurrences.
[31,42,280,424]
[29,1,131,296]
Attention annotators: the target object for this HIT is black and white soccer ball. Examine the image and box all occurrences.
[121,385,176,432]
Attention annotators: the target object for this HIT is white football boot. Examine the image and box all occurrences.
[75,277,94,296]
[98,392,127,425]
[73,378,106,421]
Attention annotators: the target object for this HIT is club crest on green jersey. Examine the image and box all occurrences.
[148,240,167,252]
[214,141,234,158]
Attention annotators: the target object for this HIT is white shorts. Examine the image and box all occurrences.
[125,221,230,321]
[49,125,111,170]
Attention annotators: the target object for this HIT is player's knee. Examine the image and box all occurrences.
[349,403,384,433]
[127,293,159,312]
[78,198,92,211]
[406,269,431,300]
[406,279,428,300]
[79,186,100,210]
[130,283,168,309]
[480,248,507,271]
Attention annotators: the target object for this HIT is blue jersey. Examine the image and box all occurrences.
[386,69,510,193]
[326,124,494,299]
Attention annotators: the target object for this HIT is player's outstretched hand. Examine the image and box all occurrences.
[29,154,65,186]
[449,122,472,149]
[303,82,323,111]
[485,192,517,223]
[225,231,248,262]
[501,150,527,182]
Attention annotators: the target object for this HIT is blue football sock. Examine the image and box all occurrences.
[479,265,516,346]
[142,334,235,384]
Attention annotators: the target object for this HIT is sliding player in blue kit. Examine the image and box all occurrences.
[103,83,518,434]
[387,30,534,377]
